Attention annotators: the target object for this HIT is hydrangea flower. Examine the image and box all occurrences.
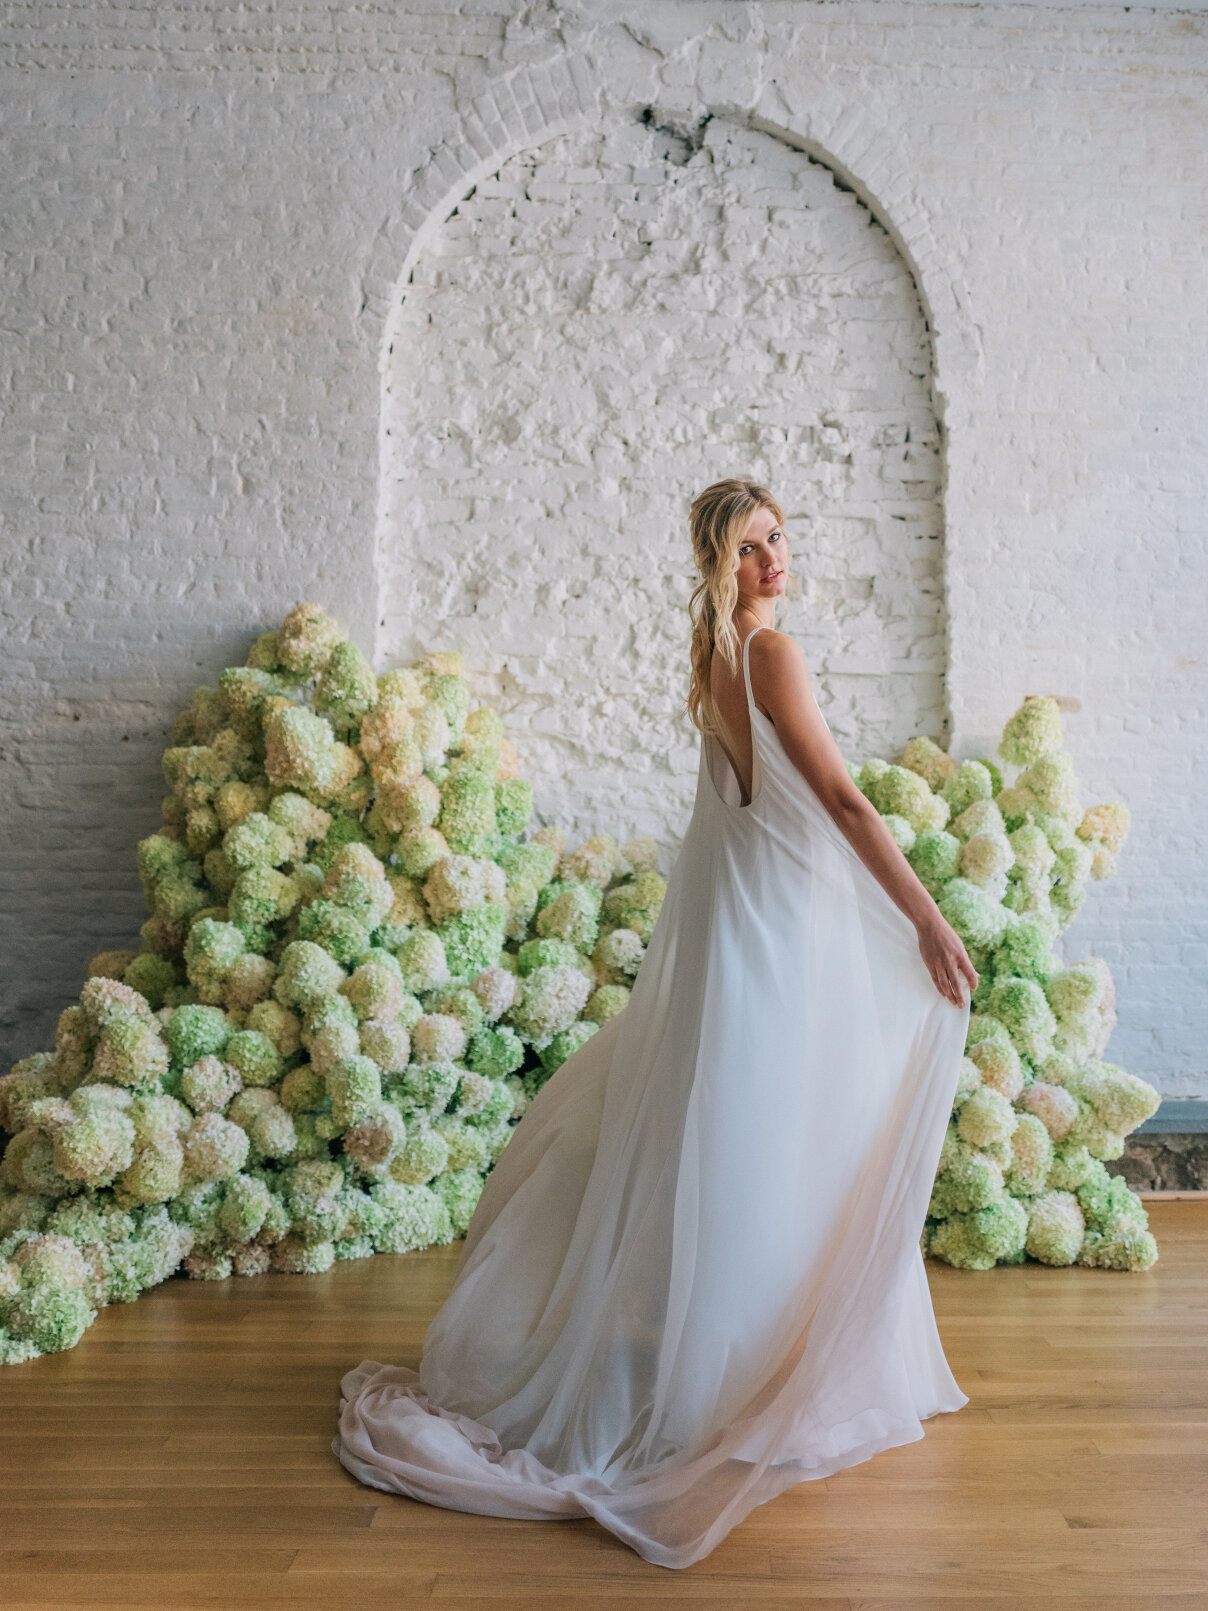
[506,964,594,1046]
[1,609,1159,1366]
[1016,1080,1079,1140]
[998,695,1063,768]
[900,734,959,792]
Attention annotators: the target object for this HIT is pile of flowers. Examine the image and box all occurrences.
[0,605,665,1364]
[864,704,1160,1270]
[0,606,1159,1366]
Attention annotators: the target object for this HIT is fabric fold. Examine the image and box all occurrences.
[332,624,971,1567]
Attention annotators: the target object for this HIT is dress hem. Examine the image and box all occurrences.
[331,1359,971,1569]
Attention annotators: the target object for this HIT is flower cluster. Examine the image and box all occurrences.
[880,703,1158,1270]
[0,604,663,1364]
[0,626,1158,1364]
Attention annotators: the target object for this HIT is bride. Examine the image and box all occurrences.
[332,478,979,1568]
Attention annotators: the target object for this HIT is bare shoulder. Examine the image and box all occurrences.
[748,627,810,685]
[746,628,812,716]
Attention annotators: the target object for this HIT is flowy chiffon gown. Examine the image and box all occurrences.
[332,625,971,1568]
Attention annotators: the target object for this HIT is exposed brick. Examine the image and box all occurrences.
[0,3,1203,1109]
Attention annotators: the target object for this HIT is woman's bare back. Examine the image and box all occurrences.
[709,629,775,806]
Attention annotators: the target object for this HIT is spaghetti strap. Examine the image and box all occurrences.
[741,625,764,728]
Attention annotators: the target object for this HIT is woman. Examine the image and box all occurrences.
[332,478,979,1569]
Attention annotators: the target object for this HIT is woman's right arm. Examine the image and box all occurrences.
[749,631,978,1008]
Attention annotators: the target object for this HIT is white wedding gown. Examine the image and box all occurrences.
[332,625,971,1568]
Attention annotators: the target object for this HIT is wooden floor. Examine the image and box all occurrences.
[2,1200,1206,1610]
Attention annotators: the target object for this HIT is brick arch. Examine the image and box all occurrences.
[357,57,981,401]
[360,60,978,801]
[359,57,602,365]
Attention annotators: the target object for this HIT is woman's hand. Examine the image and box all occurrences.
[916,915,979,1007]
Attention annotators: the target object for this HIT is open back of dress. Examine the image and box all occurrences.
[332,625,971,1568]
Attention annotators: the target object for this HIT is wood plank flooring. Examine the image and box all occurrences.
[1,1200,1205,1609]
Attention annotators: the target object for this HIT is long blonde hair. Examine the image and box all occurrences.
[682,478,798,738]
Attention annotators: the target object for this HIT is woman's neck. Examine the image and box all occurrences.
[734,602,776,634]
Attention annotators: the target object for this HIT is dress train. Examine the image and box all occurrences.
[332,626,970,1567]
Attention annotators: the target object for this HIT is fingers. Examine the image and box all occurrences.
[920,929,977,1006]
[933,965,963,1006]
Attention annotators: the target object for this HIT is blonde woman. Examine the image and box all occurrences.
[333,478,978,1568]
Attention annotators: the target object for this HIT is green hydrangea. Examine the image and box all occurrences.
[315,641,378,735]
[499,841,559,893]
[437,905,507,978]
[937,878,1009,950]
[908,831,966,895]
[437,764,496,857]
[465,1026,525,1080]
[1004,1112,1054,1196]
[432,1114,493,1172]
[495,778,534,838]
[876,766,942,829]
[163,1004,232,1067]
[956,1085,1017,1148]
[395,930,449,994]
[91,1011,170,1089]
[584,984,631,1026]
[224,1031,283,1089]
[180,1113,250,1184]
[369,1180,454,1252]
[183,918,247,1004]
[431,1167,484,1237]
[601,873,667,944]
[1,611,1158,1367]
[273,942,346,1013]
[389,1126,450,1186]
[986,975,1058,1064]
[326,1056,382,1130]
[507,963,593,1046]
[539,1021,599,1074]
[396,1061,461,1118]
[929,1196,1028,1269]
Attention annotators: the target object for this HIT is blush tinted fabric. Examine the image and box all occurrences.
[332,625,970,1568]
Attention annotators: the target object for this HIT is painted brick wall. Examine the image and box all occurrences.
[380,115,945,850]
[1,1,1205,1098]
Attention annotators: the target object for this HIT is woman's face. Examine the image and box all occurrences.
[735,506,788,607]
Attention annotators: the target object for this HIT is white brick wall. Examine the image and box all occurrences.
[1,1,1205,1098]
[380,116,946,853]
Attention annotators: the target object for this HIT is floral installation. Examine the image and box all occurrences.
[0,607,1156,1363]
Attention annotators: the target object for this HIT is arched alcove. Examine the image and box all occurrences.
[377,110,947,862]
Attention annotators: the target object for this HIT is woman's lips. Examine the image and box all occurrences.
[760,570,782,584]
